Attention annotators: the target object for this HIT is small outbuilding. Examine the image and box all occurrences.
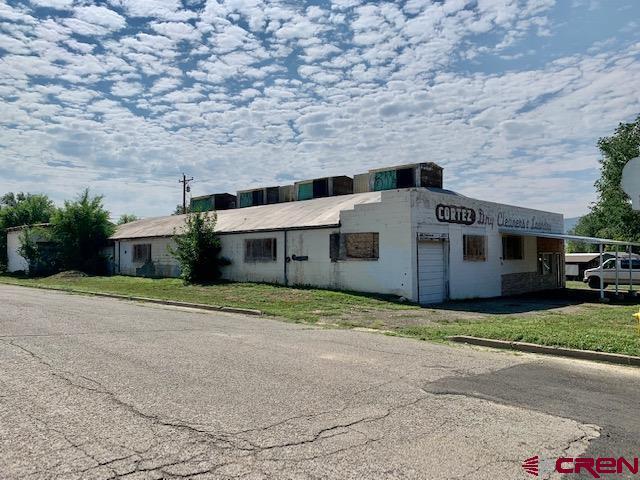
[5,224,53,274]
[110,187,566,304]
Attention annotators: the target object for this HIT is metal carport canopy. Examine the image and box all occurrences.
[499,228,640,300]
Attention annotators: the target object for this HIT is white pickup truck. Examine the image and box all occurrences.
[583,258,640,288]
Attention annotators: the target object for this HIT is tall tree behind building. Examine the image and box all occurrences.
[569,115,640,252]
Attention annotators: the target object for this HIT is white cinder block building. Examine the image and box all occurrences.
[110,187,565,303]
[5,224,51,274]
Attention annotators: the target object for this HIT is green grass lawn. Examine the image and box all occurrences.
[0,274,418,323]
[396,303,640,357]
[2,274,639,357]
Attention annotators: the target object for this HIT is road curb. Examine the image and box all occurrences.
[0,282,263,316]
[448,335,640,367]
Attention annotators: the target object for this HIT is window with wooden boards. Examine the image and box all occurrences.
[244,238,277,262]
[330,232,379,261]
[133,244,151,263]
[463,235,486,261]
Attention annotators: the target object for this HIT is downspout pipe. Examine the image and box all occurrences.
[283,230,288,286]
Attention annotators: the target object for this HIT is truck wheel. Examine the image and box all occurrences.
[588,277,601,289]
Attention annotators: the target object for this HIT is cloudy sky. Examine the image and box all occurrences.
[1,0,639,219]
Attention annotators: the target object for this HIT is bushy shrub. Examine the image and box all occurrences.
[169,212,229,283]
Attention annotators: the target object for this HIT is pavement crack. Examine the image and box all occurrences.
[250,395,427,453]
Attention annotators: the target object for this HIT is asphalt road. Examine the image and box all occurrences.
[0,285,638,480]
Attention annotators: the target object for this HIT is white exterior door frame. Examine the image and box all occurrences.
[416,233,449,304]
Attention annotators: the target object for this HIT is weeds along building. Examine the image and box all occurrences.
[110,163,565,303]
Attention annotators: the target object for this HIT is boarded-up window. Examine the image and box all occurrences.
[502,235,523,260]
[330,233,341,261]
[463,235,486,261]
[346,233,378,259]
[330,233,379,261]
[133,244,151,263]
[244,238,277,262]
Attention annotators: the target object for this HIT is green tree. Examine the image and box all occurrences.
[173,204,190,215]
[117,213,139,225]
[18,226,56,276]
[169,212,229,283]
[50,189,115,274]
[0,193,55,271]
[569,115,640,251]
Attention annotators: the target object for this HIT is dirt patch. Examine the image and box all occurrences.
[327,296,598,330]
[47,270,88,279]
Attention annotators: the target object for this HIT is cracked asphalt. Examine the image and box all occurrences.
[0,284,638,480]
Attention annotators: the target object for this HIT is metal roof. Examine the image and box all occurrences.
[5,223,51,232]
[565,252,640,263]
[111,191,382,240]
[499,228,640,247]
[564,253,600,263]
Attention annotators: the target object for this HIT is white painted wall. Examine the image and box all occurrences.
[115,237,180,277]
[410,189,564,300]
[7,230,28,273]
[111,188,563,303]
[220,230,286,284]
[218,190,415,298]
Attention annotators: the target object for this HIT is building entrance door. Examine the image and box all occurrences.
[417,237,448,304]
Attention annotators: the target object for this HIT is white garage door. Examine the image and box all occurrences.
[418,240,447,304]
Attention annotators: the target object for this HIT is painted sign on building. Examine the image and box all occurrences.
[435,204,555,233]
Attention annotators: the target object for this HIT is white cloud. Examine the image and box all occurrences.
[0,0,636,218]
[111,81,143,97]
[74,5,127,32]
[30,0,74,9]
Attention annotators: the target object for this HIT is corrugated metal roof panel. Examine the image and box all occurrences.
[111,191,382,240]
[564,253,600,263]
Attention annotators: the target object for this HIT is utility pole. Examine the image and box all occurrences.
[179,173,193,214]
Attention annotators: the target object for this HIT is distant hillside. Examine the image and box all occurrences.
[564,217,581,233]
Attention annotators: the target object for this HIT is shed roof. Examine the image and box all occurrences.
[5,223,51,232]
[111,191,382,240]
[565,252,640,263]
[564,253,600,263]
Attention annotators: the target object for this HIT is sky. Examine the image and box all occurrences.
[0,0,639,220]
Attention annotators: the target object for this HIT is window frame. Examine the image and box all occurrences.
[538,252,553,275]
[330,232,380,261]
[463,234,486,262]
[502,235,524,261]
[132,243,151,263]
[244,238,277,263]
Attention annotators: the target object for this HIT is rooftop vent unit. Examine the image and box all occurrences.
[190,193,237,212]
[237,185,294,208]
[364,162,443,192]
[293,175,353,201]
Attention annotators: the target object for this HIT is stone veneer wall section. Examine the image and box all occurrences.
[501,271,559,296]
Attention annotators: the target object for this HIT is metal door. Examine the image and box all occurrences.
[418,239,448,304]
